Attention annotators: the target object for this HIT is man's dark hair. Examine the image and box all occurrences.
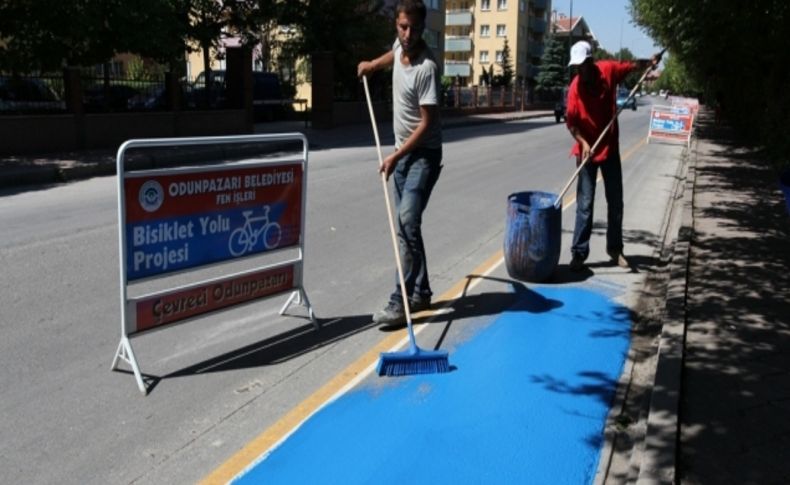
[396,0,427,22]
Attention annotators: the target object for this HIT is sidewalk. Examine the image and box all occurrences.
[638,111,790,484]
[0,109,552,190]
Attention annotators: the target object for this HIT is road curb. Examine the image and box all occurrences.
[635,139,696,484]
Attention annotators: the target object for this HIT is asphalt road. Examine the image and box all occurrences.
[0,97,684,484]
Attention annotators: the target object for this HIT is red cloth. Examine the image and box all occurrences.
[566,60,635,162]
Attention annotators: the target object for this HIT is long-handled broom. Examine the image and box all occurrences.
[553,49,666,209]
[362,75,450,377]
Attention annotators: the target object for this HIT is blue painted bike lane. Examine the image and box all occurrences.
[234,285,630,484]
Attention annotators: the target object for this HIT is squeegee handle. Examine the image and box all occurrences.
[553,49,666,209]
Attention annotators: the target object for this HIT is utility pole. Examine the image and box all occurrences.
[567,0,573,81]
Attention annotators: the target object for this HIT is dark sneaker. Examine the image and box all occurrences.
[372,301,405,325]
[607,250,630,268]
[569,254,586,272]
[409,295,432,313]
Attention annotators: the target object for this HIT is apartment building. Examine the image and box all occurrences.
[444,0,551,87]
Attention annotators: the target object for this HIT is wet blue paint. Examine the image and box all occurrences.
[234,287,630,484]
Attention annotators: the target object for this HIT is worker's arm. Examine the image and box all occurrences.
[379,104,437,179]
[358,50,394,78]
[568,125,591,164]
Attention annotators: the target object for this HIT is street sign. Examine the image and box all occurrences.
[112,134,315,395]
[647,105,694,148]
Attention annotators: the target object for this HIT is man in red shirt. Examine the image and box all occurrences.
[565,40,660,271]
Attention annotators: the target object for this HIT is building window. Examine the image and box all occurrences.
[520,0,525,11]
[496,50,503,63]
[496,24,506,37]
[481,0,490,11]
[480,24,490,37]
[424,0,439,9]
[497,0,507,10]
[480,50,489,63]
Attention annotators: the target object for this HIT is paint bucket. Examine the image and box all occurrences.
[780,169,790,217]
[504,191,562,282]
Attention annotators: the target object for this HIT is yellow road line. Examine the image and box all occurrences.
[202,136,648,484]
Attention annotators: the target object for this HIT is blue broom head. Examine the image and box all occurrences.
[376,346,450,377]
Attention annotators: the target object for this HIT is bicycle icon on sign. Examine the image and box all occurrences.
[228,205,283,257]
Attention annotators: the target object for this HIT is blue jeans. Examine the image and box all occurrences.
[571,150,623,260]
[389,147,443,306]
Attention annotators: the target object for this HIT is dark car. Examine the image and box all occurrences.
[127,86,168,110]
[250,71,285,121]
[554,87,568,123]
[188,70,284,119]
[0,76,65,112]
[83,84,140,112]
[616,88,637,111]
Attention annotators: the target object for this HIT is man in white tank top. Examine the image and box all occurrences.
[358,0,443,326]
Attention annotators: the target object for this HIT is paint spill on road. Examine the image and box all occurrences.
[234,286,630,484]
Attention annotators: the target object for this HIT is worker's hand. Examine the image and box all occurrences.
[357,61,374,78]
[650,51,662,69]
[379,153,398,180]
[577,141,591,166]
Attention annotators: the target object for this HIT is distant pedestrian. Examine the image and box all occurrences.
[357,0,443,325]
[565,40,660,271]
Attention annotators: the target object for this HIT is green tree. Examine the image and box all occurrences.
[630,0,790,168]
[0,0,186,72]
[499,37,514,87]
[535,34,567,99]
[281,0,392,100]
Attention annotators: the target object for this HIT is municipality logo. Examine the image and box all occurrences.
[139,180,164,212]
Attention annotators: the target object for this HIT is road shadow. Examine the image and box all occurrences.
[140,276,562,392]
[160,314,377,380]
[634,110,790,484]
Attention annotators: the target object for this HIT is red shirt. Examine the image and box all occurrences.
[566,60,635,163]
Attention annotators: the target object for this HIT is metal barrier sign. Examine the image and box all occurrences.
[124,163,302,280]
[112,134,315,394]
[647,105,694,148]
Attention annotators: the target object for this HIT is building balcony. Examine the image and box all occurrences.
[445,36,472,52]
[446,10,472,26]
[528,43,544,58]
[444,61,471,77]
[529,17,546,33]
[530,0,548,9]
[526,64,540,79]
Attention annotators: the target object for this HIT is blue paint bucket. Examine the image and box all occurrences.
[504,191,562,282]
[780,169,790,216]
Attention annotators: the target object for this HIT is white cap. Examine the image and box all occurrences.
[568,40,592,66]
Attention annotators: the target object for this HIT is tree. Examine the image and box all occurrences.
[186,0,228,89]
[535,34,567,99]
[0,0,187,72]
[499,37,514,87]
[281,0,392,100]
[479,65,490,86]
[630,0,790,168]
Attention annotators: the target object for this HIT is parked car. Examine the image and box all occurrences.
[188,70,284,119]
[83,84,140,112]
[0,76,65,112]
[616,88,636,111]
[251,71,285,121]
[127,86,168,110]
[554,87,568,123]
